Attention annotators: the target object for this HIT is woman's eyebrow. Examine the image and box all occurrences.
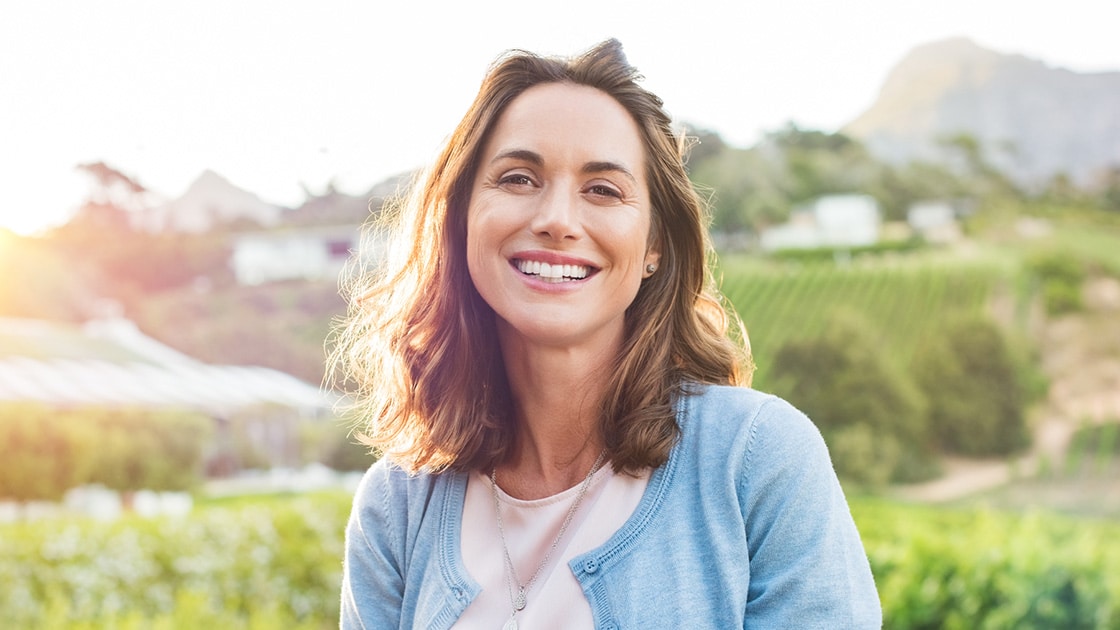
[492,149,544,166]
[491,150,636,184]
[583,161,636,184]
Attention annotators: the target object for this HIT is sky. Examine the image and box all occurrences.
[1,0,1117,236]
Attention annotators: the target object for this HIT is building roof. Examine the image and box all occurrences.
[0,317,335,415]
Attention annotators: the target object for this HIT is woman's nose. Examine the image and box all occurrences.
[529,187,580,240]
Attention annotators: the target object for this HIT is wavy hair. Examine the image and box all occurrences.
[328,39,752,474]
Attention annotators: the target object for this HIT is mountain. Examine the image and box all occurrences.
[134,170,283,233]
[284,186,372,227]
[844,38,1120,187]
[285,172,413,227]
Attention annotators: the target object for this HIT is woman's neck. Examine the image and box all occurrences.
[495,332,617,499]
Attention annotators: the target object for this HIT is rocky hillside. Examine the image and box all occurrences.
[844,38,1120,187]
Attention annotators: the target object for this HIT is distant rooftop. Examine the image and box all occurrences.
[0,318,157,363]
[0,317,335,415]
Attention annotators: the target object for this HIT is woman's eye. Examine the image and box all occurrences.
[498,173,534,187]
[587,184,622,199]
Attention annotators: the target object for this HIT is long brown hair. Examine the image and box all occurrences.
[328,39,752,474]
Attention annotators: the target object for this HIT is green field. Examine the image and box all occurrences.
[3,492,1119,628]
[716,254,1011,387]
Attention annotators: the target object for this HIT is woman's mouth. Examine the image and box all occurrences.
[514,259,593,283]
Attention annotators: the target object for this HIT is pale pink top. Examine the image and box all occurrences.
[452,462,650,629]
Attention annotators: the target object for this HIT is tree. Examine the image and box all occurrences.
[689,144,792,232]
[0,404,89,501]
[679,124,728,168]
[1093,166,1120,213]
[936,133,1021,200]
[83,409,213,492]
[766,124,881,206]
[769,311,934,484]
[689,124,897,234]
[912,317,1029,456]
[870,161,968,222]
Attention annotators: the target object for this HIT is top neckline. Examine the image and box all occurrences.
[483,463,615,508]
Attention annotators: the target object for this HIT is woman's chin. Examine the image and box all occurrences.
[494,315,624,353]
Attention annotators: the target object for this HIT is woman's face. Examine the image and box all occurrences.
[466,82,660,353]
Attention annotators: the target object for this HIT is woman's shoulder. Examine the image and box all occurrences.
[683,383,818,439]
[679,383,827,469]
[351,457,456,516]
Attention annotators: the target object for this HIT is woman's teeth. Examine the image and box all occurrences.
[516,260,590,282]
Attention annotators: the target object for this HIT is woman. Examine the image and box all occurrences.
[332,39,881,629]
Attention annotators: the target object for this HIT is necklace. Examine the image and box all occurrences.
[490,450,607,630]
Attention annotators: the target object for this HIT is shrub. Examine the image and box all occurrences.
[912,317,1029,456]
[827,423,900,489]
[0,404,212,500]
[1026,250,1086,315]
[0,493,350,628]
[769,310,934,482]
[854,499,1120,629]
[319,429,378,472]
[0,405,88,501]
[83,409,213,493]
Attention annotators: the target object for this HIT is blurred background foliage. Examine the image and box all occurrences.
[2,113,1120,627]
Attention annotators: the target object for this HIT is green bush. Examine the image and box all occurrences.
[827,423,901,489]
[769,311,935,482]
[0,492,350,628]
[4,493,1120,628]
[854,499,1120,629]
[0,404,212,500]
[1026,250,1086,315]
[0,404,88,501]
[84,409,213,493]
[912,317,1029,456]
[319,428,378,472]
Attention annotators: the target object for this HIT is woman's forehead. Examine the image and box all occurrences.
[482,83,646,175]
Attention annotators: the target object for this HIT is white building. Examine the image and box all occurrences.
[907,201,961,244]
[760,194,881,251]
[231,226,360,285]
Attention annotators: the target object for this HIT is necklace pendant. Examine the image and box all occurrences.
[514,588,526,611]
[503,616,518,630]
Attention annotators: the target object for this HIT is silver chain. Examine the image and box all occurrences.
[490,449,607,630]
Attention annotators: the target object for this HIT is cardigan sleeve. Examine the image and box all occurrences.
[340,460,406,629]
[737,398,882,629]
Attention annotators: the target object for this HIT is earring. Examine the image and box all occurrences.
[646,263,657,274]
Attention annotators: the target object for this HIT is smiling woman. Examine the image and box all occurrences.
[466,82,659,353]
[329,39,881,629]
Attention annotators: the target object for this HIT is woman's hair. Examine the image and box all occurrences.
[328,39,752,474]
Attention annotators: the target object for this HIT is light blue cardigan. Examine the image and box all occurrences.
[340,384,882,629]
